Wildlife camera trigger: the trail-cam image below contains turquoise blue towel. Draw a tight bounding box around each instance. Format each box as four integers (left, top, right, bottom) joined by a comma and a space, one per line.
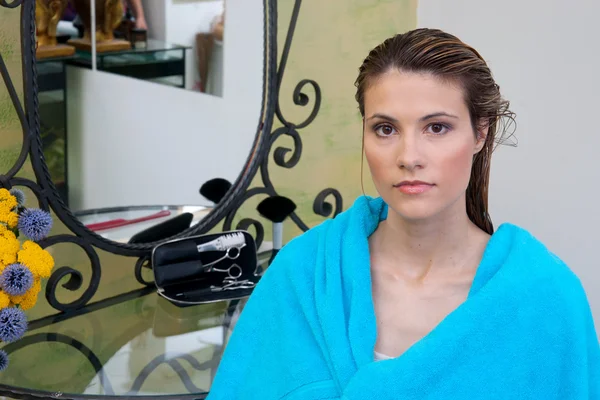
207, 196, 600, 399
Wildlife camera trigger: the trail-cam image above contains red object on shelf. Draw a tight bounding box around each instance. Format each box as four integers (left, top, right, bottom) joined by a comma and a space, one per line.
86, 210, 172, 232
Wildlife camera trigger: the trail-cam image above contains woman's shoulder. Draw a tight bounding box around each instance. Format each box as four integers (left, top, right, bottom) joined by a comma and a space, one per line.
270, 199, 362, 268
263, 197, 372, 287
497, 222, 587, 303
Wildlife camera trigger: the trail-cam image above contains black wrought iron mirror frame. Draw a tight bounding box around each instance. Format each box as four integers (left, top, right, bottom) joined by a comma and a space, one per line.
2, 0, 277, 257
0, 0, 342, 314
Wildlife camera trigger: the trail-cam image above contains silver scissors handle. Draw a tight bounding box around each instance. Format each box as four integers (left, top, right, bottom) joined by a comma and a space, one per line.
202, 243, 246, 273
213, 263, 243, 279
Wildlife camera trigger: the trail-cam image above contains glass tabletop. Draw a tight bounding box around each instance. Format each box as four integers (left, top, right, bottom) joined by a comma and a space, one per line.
37, 54, 80, 65
99, 39, 191, 55
73, 39, 191, 65
0, 291, 249, 398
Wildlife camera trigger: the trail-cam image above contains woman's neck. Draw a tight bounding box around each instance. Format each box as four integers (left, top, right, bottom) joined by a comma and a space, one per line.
371, 203, 487, 282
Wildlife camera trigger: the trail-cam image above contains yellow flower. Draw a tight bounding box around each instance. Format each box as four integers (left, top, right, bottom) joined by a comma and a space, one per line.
0, 224, 19, 271
0, 210, 18, 229
0, 189, 12, 199
18, 291, 38, 310
0, 189, 17, 214
17, 241, 54, 278
11, 277, 41, 308
11, 283, 40, 311
0, 291, 9, 309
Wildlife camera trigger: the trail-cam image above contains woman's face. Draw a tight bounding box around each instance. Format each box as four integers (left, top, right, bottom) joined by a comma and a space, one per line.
363, 69, 486, 222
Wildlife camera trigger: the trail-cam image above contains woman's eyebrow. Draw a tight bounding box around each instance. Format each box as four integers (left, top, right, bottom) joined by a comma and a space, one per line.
366, 112, 459, 122
419, 112, 459, 122
366, 113, 398, 122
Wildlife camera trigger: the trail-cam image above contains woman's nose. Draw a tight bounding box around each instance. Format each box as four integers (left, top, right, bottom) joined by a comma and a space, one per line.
395, 133, 424, 171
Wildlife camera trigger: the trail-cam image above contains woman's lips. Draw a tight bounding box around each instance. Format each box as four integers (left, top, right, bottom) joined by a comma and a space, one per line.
394, 181, 434, 194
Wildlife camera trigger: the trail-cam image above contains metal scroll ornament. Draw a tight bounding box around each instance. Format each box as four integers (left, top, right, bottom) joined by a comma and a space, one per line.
0, 0, 103, 317
222, 0, 343, 237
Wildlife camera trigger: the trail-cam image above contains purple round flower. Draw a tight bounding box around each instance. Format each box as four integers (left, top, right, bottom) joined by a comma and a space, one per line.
0, 349, 7, 372
0, 263, 33, 296
18, 208, 53, 241
0, 307, 28, 343
9, 188, 25, 206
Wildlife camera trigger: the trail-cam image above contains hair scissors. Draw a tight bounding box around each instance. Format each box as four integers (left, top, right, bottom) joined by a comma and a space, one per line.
210, 273, 257, 292
202, 243, 247, 277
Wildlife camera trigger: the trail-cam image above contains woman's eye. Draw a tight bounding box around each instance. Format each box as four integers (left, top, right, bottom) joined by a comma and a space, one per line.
427, 123, 450, 135
375, 124, 396, 137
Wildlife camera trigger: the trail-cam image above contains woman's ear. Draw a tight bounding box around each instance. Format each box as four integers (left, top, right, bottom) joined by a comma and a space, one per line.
474, 119, 489, 154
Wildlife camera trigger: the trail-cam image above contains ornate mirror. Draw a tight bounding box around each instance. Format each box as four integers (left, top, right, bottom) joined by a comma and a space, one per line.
31, 0, 271, 254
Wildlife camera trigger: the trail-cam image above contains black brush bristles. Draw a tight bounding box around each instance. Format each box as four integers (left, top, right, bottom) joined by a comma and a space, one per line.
200, 178, 232, 204
257, 196, 297, 223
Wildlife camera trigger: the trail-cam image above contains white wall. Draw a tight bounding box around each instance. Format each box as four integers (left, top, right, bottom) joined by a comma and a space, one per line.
142, 0, 166, 41
67, 0, 263, 210
142, 0, 223, 41
165, 0, 224, 89
141, 0, 224, 89
418, 0, 600, 325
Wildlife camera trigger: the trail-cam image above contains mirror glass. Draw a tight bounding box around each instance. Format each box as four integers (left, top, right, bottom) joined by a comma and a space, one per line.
35, 0, 263, 243
44, 0, 226, 95
1, 4, 25, 176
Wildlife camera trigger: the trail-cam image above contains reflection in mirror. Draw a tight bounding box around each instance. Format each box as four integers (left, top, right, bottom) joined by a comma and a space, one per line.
55, 0, 226, 95
35, 0, 263, 244
68, 0, 132, 52
74, 205, 210, 244
1, 5, 25, 176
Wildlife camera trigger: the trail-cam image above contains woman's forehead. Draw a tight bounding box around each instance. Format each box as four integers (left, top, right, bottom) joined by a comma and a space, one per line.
363, 70, 468, 119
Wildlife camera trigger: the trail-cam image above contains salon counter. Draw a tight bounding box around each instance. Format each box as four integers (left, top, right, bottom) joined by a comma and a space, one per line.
0, 249, 271, 399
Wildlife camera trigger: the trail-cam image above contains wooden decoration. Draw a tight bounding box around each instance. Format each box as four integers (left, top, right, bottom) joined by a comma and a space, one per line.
68, 0, 131, 53
35, 0, 76, 59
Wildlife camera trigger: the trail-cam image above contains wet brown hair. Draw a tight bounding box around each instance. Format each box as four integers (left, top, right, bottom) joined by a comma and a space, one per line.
355, 28, 516, 234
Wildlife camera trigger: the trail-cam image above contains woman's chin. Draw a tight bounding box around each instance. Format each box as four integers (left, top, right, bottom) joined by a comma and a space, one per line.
386, 200, 442, 222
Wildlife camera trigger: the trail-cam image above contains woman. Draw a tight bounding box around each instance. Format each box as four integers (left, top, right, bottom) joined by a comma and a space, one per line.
206, 28, 600, 399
